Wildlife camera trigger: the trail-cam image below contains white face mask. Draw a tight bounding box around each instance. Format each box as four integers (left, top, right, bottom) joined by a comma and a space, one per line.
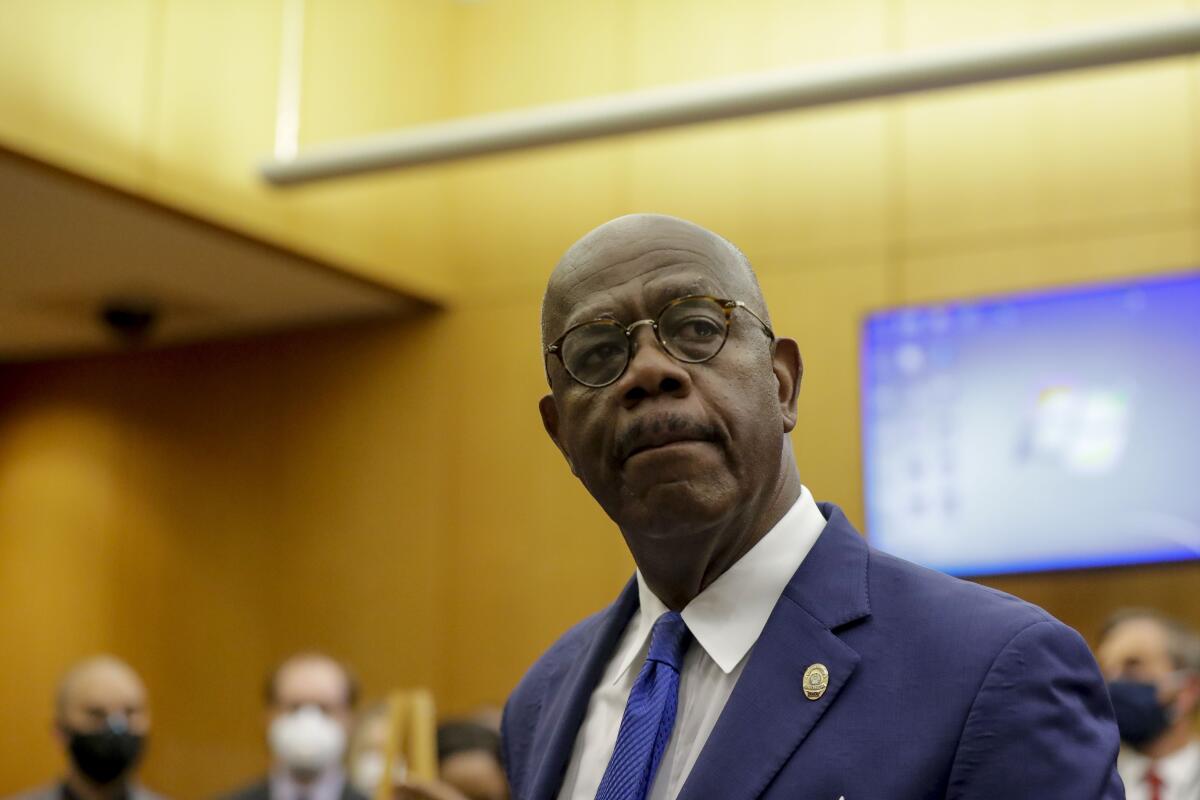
351, 750, 407, 796
269, 706, 347, 773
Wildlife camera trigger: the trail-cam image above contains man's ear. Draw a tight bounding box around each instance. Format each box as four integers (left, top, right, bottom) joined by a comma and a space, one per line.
771, 338, 803, 433
1181, 672, 1200, 716
539, 394, 577, 476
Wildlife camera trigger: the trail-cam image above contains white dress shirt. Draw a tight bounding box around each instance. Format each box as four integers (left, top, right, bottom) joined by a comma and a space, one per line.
556, 485, 828, 800
1118, 740, 1200, 800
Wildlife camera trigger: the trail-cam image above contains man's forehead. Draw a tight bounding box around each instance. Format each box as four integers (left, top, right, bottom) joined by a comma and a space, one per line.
1102, 618, 1170, 657
549, 237, 747, 321
68, 665, 144, 706
277, 658, 345, 697
561, 251, 729, 310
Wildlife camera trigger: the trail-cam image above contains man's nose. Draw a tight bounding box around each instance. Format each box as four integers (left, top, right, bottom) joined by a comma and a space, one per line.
615, 325, 692, 407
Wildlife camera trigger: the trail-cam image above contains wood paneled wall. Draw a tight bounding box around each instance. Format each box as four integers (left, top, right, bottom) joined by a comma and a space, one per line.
3, 1, 1200, 798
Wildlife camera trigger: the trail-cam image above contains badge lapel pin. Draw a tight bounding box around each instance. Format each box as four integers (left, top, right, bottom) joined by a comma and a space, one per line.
803, 662, 829, 700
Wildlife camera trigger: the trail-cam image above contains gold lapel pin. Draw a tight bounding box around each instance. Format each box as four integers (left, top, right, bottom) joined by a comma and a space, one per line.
803, 663, 829, 700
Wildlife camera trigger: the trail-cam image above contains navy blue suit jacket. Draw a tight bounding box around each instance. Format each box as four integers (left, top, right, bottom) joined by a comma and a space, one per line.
502, 503, 1124, 799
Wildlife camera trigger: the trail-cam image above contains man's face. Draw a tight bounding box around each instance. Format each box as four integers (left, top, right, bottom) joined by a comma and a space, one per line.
540, 224, 797, 543
1098, 616, 1200, 734
58, 663, 150, 738
1098, 618, 1177, 685
270, 659, 353, 732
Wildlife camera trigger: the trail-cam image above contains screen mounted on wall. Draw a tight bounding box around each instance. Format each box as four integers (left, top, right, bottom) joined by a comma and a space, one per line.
861, 271, 1200, 576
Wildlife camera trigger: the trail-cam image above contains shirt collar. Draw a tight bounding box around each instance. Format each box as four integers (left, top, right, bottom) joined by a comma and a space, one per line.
615, 485, 827, 681
1119, 739, 1200, 786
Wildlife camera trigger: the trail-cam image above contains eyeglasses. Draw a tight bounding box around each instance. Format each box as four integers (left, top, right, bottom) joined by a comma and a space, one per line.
544, 295, 774, 388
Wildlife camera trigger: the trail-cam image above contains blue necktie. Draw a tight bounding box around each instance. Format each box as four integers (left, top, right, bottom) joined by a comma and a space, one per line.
595, 610, 693, 800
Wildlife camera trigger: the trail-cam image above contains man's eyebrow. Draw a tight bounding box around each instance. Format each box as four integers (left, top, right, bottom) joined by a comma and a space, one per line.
562, 307, 620, 329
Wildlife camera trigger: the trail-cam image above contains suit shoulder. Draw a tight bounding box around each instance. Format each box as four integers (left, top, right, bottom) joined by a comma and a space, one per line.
508, 604, 609, 710
867, 545, 1062, 648
503, 601, 620, 791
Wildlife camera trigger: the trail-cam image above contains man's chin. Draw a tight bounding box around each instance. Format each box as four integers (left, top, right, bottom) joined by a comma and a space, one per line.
612, 478, 736, 536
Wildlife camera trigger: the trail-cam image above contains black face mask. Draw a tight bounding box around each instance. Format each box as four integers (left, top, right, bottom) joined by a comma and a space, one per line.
1107, 679, 1174, 748
64, 724, 145, 785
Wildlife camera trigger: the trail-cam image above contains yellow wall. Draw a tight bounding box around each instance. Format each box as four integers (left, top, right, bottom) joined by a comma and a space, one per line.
0, 0, 455, 301
3, 0, 1200, 797
0, 317, 452, 798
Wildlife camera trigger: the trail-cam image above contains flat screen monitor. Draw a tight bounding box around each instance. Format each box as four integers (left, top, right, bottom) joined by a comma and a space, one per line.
860, 271, 1200, 576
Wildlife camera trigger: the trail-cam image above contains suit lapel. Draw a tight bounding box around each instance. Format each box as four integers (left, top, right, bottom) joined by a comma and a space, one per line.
678, 504, 872, 800
525, 578, 640, 800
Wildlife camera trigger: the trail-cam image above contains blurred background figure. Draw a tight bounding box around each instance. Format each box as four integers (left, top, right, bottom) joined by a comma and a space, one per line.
347, 712, 506, 800
1097, 609, 1200, 799
434, 722, 506, 800
346, 703, 402, 798
3, 655, 164, 800
221, 653, 364, 800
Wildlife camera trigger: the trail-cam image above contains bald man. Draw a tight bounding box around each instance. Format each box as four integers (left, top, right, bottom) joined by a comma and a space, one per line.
220, 653, 366, 800
5, 655, 165, 800
503, 214, 1124, 799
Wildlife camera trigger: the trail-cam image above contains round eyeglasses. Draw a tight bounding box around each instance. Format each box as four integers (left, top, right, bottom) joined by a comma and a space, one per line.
544, 295, 774, 388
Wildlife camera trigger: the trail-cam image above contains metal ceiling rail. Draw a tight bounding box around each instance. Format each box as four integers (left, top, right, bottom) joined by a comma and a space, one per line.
261, 14, 1200, 185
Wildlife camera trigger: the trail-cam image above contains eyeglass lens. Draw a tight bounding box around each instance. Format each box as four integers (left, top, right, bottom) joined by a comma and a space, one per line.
559, 297, 729, 387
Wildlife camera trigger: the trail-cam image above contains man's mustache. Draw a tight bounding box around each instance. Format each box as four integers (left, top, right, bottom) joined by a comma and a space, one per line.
615, 414, 723, 463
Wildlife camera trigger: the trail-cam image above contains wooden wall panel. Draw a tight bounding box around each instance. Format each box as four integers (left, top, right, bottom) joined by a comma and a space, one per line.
3, 2, 1200, 797
0, 318, 450, 799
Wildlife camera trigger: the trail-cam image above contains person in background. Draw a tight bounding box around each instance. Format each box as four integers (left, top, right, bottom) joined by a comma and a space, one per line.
4, 655, 165, 800
221, 652, 365, 800
1098, 608, 1200, 799
347, 703, 396, 799
347, 712, 506, 800
435, 722, 507, 800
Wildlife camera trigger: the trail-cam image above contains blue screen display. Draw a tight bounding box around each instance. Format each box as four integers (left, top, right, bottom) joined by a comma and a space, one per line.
861, 272, 1200, 576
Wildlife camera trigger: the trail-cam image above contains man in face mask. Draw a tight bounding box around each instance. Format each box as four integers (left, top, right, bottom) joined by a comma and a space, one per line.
4, 655, 165, 800
1097, 609, 1200, 800
221, 653, 364, 800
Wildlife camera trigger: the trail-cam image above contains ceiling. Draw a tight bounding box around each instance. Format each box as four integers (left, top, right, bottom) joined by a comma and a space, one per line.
0, 146, 425, 362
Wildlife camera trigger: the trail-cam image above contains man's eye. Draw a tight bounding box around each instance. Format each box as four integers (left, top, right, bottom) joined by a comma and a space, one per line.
674, 317, 722, 340
581, 341, 624, 366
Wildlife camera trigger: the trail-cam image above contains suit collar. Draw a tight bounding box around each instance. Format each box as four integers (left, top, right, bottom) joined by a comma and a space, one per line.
678, 502, 872, 800
783, 502, 872, 630
527, 503, 872, 800
617, 486, 828, 680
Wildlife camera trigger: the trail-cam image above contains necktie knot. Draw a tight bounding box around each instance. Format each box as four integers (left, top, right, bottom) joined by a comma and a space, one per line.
646, 611, 691, 672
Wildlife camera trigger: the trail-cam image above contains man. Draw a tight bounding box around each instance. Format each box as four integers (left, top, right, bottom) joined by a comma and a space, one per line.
222, 653, 365, 800
6, 655, 165, 800
1097, 609, 1200, 799
503, 213, 1123, 799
